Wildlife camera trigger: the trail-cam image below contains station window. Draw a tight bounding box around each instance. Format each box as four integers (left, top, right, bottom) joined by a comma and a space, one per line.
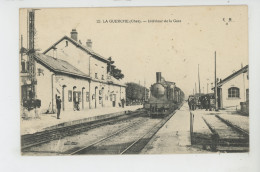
95, 73, 98, 79
21, 85, 31, 101
65, 41, 68, 47
228, 87, 240, 98
101, 75, 104, 80
21, 61, 26, 73
68, 90, 72, 102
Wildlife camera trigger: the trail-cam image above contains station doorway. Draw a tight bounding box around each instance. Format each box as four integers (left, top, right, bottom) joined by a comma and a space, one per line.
73, 91, 81, 111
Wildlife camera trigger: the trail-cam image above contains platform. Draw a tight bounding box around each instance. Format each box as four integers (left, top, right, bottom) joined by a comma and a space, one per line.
21, 105, 142, 135
217, 113, 249, 133
141, 102, 249, 154
141, 102, 207, 154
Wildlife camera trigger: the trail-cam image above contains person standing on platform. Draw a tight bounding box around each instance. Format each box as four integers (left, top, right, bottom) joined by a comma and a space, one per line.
205, 96, 209, 111
56, 96, 62, 119
188, 97, 191, 110
121, 98, 125, 108
192, 98, 196, 111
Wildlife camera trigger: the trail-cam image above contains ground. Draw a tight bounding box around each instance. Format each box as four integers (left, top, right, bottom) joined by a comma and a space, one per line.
141, 102, 249, 154
21, 105, 142, 135
141, 102, 207, 154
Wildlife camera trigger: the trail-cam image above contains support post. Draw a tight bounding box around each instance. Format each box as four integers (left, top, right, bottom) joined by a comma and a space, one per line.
190, 112, 194, 144
198, 64, 201, 96
214, 51, 218, 111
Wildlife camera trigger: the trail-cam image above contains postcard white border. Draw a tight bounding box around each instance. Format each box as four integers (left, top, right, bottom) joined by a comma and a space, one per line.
0, 0, 259, 172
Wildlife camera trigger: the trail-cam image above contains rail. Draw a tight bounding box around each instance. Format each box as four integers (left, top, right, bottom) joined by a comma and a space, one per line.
21, 111, 142, 151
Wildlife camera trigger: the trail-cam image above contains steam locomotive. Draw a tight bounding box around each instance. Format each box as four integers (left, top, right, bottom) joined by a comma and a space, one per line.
144, 72, 184, 117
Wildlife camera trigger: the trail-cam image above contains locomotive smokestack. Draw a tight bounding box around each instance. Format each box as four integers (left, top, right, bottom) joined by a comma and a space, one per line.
156, 72, 161, 83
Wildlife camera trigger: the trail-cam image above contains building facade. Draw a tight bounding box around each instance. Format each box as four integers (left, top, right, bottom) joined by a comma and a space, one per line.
216, 65, 249, 110
20, 29, 126, 115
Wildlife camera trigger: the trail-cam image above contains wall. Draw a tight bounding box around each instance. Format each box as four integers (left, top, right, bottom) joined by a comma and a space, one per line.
90, 54, 107, 81
35, 62, 92, 113
45, 38, 108, 80
44, 37, 126, 110
89, 80, 106, 109
88, 81, 126, 109
221, 72, 249, 110
35, 62, 54, 114
45, 39, 91, 76
54, 74, 90, 112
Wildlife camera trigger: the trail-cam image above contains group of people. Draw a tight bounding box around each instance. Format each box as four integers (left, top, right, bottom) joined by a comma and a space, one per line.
56, 96, 126, 119
188, 95, 215, 111
188, 96, 196, 111
118, 99, 126, 108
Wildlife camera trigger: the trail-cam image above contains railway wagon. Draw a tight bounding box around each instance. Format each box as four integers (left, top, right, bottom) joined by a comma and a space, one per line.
144, 72, 184, 117
174, 86, 185, 103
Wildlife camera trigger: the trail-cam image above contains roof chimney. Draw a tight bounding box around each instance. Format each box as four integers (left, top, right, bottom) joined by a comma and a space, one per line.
86, 39, 92, 48
70, 29, 78, 42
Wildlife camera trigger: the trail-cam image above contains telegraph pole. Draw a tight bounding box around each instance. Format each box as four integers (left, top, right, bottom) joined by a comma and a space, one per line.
198, 64, 201, 96
28, 10, 36, 99
28, 9, 39, 117
195, 82, 197, 95
20, 35, 24, 73
214, 51, 218, 111
144, 79, 146, 101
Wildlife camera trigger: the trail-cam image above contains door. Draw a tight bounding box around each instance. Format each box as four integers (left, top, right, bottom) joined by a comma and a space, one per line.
113, 94, 116, 107
73, 91, 81, 110
95, 87, 98, 108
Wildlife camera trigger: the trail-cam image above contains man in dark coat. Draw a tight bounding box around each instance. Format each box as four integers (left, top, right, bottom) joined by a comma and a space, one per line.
188, 97, 191, 110
121, 98, 125, 108
191, 98, 195, 111
56, 96, 62, 119
205, 96, 209, 111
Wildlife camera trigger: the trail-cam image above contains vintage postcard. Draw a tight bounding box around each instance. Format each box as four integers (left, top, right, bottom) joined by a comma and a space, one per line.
19, 6, 248, 155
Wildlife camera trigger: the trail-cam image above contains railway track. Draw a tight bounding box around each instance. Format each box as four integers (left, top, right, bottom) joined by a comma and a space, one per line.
21, 110, 143, 151
202, 115, 249, 152
71, 109, 177, 155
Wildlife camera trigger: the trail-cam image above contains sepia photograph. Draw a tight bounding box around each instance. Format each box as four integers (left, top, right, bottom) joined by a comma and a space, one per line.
19, 6, 250, 156
1, 0, 260, 170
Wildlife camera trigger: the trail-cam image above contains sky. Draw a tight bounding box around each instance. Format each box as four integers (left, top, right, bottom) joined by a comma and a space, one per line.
19, 6, 248, 97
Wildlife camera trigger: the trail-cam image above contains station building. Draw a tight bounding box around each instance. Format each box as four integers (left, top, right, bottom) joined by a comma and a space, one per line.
20, 29, 126, 114
216, 65, 249, 111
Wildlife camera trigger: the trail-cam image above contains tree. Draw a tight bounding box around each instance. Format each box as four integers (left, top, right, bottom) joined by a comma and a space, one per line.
126, 82, 149, 104
107, 57, 124, 80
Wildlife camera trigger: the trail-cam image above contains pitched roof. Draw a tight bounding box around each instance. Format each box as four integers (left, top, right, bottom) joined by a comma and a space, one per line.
34, 52, 90, 79
107, 76, 126, 87
43, 36, 109, 63
216, 65, 248, 87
